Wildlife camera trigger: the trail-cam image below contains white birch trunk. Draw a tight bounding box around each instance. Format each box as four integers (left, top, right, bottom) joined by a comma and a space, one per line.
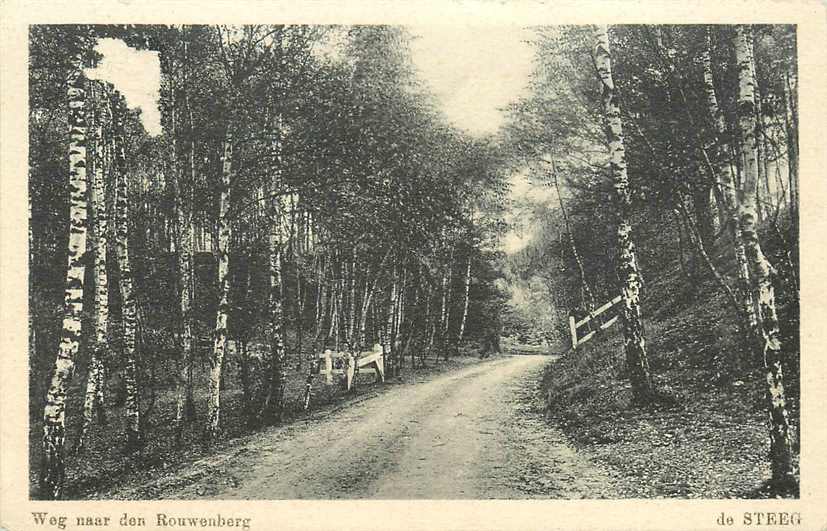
78, 81, 109, 451
734, 25, 796, 484
111, 92, 142, 450
41, 46, 89, 498
167, 63, 195, 439
457, 254, 471, 343
594, 24, 654, 402
702, 28, 758, 335
207, 125, 233, 438
262, 193, 287, 422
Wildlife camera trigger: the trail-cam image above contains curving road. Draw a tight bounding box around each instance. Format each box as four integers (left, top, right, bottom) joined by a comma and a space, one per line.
126, 354, 622, 499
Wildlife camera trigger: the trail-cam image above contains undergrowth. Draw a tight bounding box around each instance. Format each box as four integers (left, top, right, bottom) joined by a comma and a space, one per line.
542, 217, 800, 499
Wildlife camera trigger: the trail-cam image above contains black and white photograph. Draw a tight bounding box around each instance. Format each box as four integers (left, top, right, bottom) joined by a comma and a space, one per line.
4, 2, 826, 527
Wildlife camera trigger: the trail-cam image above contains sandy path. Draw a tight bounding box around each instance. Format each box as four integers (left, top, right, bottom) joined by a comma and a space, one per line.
137, 354, 622, 499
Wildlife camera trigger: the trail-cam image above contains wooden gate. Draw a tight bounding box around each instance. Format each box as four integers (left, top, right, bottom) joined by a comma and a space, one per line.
319, 343, 385, 390
568, 294, 622, 350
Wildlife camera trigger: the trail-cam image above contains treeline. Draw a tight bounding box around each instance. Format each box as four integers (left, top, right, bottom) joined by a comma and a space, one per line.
503, 25, 798, 488
30, 25, 506, 499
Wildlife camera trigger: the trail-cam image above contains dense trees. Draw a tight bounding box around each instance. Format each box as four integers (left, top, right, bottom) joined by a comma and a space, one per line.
503, 24, 799, 489
29, 22, 800, 499
29, 24, 506, 499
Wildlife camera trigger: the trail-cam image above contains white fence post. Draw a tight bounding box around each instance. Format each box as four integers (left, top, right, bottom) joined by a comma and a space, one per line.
346, 353, 355, 391
569, 315, 578, 350
373, 343, 385, 383
324, 349, 333, 384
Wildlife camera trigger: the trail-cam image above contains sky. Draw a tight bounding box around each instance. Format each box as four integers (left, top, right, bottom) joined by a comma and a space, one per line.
408, 25, 535, 136
502, 170, 554, 254
85, 26, 535, 139
85, 38, 162, 136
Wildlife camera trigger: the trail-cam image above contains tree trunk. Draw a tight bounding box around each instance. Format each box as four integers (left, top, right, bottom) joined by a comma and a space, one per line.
110, 92, 142, 450
290, 194, 304, 371
700, 36, 732, 232
359, 276, 371, 349
348, 249, 357, 350
207, 125, 233, 439
295, 264, 304, 370
184, 54, 196, 420
236, 259, 253, 423
783, 72, 798, 223
407, 271, 422, 369
457, 254, 471, 344
689, 182, 716, 283
168, 65, 195, 442
260, 194, 287, 423
330, 255, 343, 352
702, 27, 759, 338
438, 269, 449, 359
29, 196, 38, 392
734, 25, 796, 485
425, 286, 436, 364
391, 264, 406, 377
594, 24, 654, 403
40, 48, 90, 499
328, 275, 339, 350
673, 209, 691, 282
383, 262, 398, 377
440, 247, 453, 360
677, 202, 741, 317
551, 160, 595, 311
238, 339, 252, 422
304, 256, 328, 410
78, 81, 109, 452
692, 182, 716, 251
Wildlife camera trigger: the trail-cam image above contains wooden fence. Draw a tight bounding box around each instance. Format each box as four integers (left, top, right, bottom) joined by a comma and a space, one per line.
319, 343, 385, 391
568, 294, 622, 350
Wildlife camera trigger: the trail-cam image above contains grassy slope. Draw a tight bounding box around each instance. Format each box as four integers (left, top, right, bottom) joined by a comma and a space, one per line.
542, 223, 800, 499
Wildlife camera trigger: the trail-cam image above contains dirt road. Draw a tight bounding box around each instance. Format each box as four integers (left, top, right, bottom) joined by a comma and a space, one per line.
128, 354, 623, 499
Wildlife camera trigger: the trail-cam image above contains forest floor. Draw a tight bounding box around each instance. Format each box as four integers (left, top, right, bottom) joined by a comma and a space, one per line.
540, 238, 801, 499
100, 352, 630, 499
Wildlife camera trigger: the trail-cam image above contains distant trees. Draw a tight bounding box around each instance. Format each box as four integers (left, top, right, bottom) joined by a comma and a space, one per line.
30, 24, 507, 499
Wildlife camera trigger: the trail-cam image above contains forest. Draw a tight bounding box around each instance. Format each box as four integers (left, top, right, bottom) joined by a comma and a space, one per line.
28, 23, 799, 500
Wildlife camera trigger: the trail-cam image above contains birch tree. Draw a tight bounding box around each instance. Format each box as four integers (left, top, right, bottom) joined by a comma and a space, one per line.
40, 34, 90, 499
457, 253, 472, 343
594, 24, 654, 402
733, 24, 796, 485
159, 33, 198, 440
259, 193, 287, 423
77, 80, 110, 452
701, 28, 758, 336
112, 91, 142, 450
207, 124, 234, 439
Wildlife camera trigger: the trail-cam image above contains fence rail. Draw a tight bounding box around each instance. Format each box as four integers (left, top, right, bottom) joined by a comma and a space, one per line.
568, 294, 622, 350
319, 343, 385, 390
